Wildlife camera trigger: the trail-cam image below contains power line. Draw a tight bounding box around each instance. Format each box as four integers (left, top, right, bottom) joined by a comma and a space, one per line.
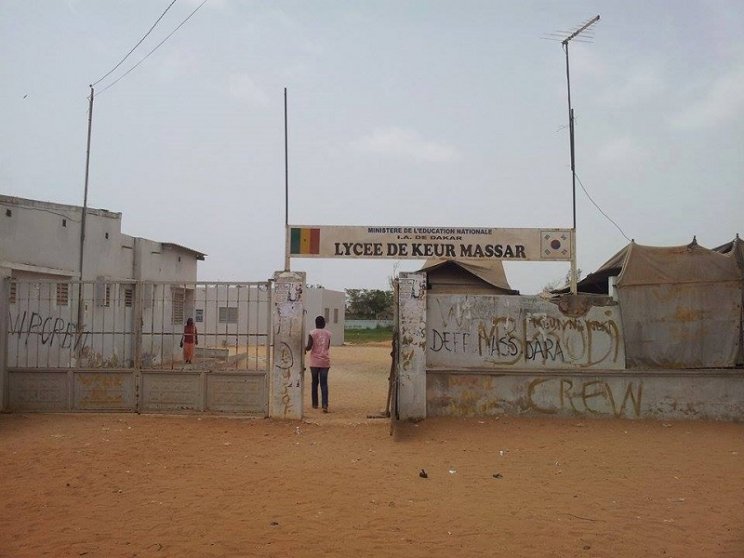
98, 0, 208, 95
92, 0, 179, 87
575, 173, 631, 242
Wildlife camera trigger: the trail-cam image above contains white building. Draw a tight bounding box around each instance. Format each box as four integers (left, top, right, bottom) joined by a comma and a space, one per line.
0, 195, 204, 283
304, 287, 345, 346
1, 195, 206, 368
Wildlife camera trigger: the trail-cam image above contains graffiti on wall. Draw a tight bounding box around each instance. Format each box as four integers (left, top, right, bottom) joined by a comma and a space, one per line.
427, 295, 624, 370
527, 378, 642, 417
271, 274, 305, 419
8, 310, 89, 350
429, 374, 644, 418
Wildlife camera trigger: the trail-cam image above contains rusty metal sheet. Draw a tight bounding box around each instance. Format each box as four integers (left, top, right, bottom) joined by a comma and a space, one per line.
619, 283, 740, 368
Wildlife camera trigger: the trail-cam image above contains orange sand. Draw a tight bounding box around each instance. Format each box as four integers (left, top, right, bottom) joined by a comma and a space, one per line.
1, 343, 743, 557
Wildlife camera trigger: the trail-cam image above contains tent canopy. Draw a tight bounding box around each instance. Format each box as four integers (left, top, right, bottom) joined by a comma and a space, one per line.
617, 239, 741, 287
419, 259, 518, 294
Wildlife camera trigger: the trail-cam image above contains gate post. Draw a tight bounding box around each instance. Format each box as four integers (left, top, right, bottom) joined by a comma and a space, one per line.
0, 274, 9, 411
397, 272, 427, 420
270, 271, 305, 419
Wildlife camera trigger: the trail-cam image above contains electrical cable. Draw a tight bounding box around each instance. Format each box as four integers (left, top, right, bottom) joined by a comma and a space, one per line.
97, 0, 208, 95
92, 0, 179, 87
575, 173, 631, 241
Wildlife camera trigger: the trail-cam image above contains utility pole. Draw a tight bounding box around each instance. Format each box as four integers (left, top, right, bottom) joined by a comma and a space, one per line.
284, 87, 290, 271
77, 85, 94, 352
560, 15, 599, 295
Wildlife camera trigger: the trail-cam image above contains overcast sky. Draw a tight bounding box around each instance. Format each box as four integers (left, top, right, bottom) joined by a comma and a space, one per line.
2, 1, 742, 293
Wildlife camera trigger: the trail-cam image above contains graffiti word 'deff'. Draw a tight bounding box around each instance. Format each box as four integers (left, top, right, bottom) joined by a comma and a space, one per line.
528, 378, 643, 418
430, 330, 471, 353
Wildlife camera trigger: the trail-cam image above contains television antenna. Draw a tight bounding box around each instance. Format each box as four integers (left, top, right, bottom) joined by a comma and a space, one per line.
549, 15, 600, 294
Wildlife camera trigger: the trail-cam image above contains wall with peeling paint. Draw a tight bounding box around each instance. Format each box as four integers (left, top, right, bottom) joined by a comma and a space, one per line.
270, 271, 305, 420
427, 294, 625, 370
427, 370, 744, 421
397, 272, 427, 420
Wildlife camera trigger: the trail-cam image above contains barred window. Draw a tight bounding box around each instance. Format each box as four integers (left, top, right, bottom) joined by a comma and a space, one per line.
9, 280, 16, 304
218, 306, 238, 324
124, 287, 133, 308
172, 289, 185, 325
56, 283, 69, 306
195, 308, 204, 323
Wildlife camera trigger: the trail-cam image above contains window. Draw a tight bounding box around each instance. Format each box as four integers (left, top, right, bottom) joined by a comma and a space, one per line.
9, 280, 16, 304
218, 306, 238, 323
324, 308, 330, 322
95, 280, 111, 307
333, 308, 339, 324
172, 289, 185, 324
56, 283, 69, 306
195, 308, 204, 323
62, 218, 67, 227
123, 287, 133, 307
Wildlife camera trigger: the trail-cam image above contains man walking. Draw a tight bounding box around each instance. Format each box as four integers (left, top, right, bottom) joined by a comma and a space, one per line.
305, 315, 332, 412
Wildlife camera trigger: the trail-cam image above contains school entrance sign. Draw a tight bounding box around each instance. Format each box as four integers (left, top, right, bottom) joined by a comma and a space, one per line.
288, 226, 573, 261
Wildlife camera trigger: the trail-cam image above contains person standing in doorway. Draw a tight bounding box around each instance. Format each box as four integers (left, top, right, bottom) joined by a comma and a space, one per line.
180, 317, 198, 364
306, 315, 332, 412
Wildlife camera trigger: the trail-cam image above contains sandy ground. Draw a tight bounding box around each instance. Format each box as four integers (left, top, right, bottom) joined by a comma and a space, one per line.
2, 343, 744, 557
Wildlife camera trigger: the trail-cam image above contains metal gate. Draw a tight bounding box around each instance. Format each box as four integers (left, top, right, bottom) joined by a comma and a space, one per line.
2, 279, 272, 414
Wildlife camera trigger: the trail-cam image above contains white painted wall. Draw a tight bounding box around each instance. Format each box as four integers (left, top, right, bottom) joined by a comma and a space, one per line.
304, 287, 345, 346
0, 195, 202, 283
193, 284, 271, 348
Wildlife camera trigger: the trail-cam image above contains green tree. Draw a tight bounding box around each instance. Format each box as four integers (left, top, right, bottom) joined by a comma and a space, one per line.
345, 289, 394, 319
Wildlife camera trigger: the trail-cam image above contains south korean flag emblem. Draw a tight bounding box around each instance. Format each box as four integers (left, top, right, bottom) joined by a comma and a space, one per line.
541, 230, 572, 260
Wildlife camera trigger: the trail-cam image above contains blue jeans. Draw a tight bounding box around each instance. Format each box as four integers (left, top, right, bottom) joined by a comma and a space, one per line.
310, 367, 329, 409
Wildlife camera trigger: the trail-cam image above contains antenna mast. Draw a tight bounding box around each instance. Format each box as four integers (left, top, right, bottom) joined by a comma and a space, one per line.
560, 15, 599, 295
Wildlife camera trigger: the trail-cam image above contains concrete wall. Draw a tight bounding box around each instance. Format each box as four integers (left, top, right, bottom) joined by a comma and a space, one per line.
427, 294, 625, 370
304, 287, 345, 346
427, 370, 744, 421
390, 284, 744, 422
6, 368, 267, 414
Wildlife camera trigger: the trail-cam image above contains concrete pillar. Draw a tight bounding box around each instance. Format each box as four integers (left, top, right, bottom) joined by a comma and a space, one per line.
397, 272, 427, 420
270, 271, 305, 419
0, 272, 10, 411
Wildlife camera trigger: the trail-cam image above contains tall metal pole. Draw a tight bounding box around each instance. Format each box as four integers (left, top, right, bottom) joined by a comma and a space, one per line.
77, 85, 94, 345
564, 43, 578, 295
561, 15, 599, 295
283, 87, 290, 271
